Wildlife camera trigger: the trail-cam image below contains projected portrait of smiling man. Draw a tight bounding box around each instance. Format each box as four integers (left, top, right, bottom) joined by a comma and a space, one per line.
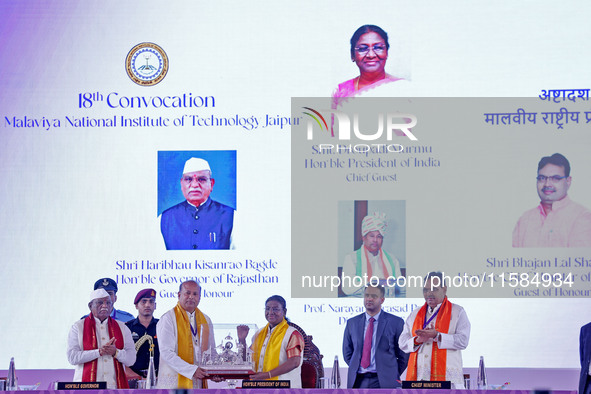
160, 156, 235, 250
341, 211, 403, 296
513, 153, 591, 247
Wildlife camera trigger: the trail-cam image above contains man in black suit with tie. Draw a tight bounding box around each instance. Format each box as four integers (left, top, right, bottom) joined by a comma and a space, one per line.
580, 322, 591, 394
342, 284, 408, 388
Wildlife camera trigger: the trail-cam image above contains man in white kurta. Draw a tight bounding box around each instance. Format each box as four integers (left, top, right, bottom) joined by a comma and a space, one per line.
342, 212, 402, 296
156, 280, 215, 389
67, 289, 136, 389
399, 272, 470, 388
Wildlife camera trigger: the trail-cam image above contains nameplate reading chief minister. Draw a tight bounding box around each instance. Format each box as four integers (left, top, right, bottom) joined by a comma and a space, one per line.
161, 157, 234, 250
67, 289, 136, 389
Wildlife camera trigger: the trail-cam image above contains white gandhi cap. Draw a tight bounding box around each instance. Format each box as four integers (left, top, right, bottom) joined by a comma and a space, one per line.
89, 288, 110, 302
183, 158, 211, 174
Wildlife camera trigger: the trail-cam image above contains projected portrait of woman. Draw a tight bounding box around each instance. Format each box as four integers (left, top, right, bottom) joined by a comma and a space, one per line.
332, 24, 403, 107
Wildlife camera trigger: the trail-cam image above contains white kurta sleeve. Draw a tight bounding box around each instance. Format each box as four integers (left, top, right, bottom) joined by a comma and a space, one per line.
66, 322, 100, 365
115, 322, 137, 366
398, 311, 420, 353
438, 307, 470, 350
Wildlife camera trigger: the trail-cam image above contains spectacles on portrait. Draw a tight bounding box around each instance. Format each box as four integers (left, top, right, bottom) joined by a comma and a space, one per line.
536, 175, 567, 183
355, 44, 387, 56
182, 175, 211, 185
264, 307, 283, 313
95, 300, 113, 306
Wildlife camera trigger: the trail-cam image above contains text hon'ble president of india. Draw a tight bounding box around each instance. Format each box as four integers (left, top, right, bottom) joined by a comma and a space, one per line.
513, 153, 591, 247
160, 157, 235, 250
342, 212, 402, 296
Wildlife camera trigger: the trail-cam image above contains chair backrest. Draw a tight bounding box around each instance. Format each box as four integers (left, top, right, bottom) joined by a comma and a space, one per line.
288, 321, 324, 388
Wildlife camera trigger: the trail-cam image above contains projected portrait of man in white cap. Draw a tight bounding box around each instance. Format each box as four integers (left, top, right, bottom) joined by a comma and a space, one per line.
160, 156, 235, 250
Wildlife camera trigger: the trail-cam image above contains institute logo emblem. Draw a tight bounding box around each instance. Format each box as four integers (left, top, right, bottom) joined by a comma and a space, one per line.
126, 42, 168, 86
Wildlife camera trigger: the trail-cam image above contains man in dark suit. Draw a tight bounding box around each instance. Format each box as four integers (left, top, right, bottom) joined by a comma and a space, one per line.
580, 322, 591, 394
342, 284, 408, 388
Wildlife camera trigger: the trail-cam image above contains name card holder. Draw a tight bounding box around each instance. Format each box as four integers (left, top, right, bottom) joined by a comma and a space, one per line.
56, 382, 107, 390
242, 380, 291, 388
402, 380, 451, 389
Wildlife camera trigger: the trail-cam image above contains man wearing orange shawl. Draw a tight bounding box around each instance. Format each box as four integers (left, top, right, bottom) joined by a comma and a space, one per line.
67, 289, 136, 389
399, 272, 470, 388
157, 280, 215, 389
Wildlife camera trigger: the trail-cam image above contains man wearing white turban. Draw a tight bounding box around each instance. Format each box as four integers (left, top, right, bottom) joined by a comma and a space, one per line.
67, 289, 136, 388
341, 212, 402, 296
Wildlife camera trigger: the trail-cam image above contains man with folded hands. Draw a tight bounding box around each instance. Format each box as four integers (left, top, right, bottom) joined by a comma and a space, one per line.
67, 289, 136, 388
